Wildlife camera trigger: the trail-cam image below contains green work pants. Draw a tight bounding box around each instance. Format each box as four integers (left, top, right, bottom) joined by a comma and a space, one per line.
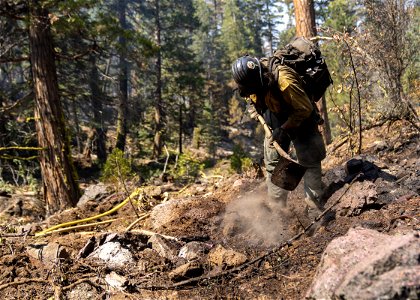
264, 129, 326, 204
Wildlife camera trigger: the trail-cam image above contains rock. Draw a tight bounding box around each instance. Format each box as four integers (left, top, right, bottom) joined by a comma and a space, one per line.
26, 242, 70, 268
148, 234, 183, 261
233, 179, 243, 187
207, 245, 247, 268
169, 261, 204, 282
306, 228, 420, 300
88, 241, 134, 269
66, 282, 99, 300
334, 181, 379, 216
77, 183, 110, 207
345, 158, 364, 175
137, 248, 167, 273
372, 140, 388, 152
178, 241, 211, 261
144, 186, 162, 198
105, 271, 128, 290
77, 236, 96, 259
17, 223, 42, 235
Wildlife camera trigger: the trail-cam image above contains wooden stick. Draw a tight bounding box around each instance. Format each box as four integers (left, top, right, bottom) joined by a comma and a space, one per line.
0, 278, 50, 291
130, 229, 179, 241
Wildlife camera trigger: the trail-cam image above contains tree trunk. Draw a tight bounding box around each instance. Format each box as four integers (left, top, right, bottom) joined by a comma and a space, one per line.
293, 0, 316, 37
115, 0, 129, 151
293, 0, 332, 144
153, 0, 164, 159
29, 0, 80, 214
89, 54, 107, 163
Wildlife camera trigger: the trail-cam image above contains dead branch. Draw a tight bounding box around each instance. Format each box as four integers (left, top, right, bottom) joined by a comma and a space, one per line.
0, 92, 34, 113
0, 278, 50, 291
161, 144, 170, 176
0, 146, 43, 152
61, 278, 103, 292
0, 231, 33, 238
130, 229, 179, 241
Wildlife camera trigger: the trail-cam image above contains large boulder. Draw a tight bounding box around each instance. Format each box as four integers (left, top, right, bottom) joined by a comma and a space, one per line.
306, 228, 419, 299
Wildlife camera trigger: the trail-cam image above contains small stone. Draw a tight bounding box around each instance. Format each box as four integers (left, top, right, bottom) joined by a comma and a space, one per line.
233, 179, 243, 187
88, 242, 134, 269
148, 234, 182, 261
105, 271, 127, 290
207, 245, 247, 268
178, 241, 209, 261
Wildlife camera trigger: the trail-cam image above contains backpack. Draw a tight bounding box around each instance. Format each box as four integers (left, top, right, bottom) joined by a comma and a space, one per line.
268, 37, 333, 102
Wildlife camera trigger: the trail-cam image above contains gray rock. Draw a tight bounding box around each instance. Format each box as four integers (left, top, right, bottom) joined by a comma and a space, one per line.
178, 241, 210, 261
77, 183, 110, 207
148, 234, 182, 261
334, 181, 379, 216
306, 228, 420, 300
88, 241, 134, 269
105, 271, 128, 290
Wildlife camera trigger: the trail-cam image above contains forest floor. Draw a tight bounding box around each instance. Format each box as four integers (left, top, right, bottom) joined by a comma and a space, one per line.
0, 119, 419, 299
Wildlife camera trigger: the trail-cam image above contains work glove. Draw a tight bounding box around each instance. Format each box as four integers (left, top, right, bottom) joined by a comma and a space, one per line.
268, 127, 290, 145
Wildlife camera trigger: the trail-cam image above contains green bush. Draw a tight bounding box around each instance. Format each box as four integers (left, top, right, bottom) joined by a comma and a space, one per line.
101, 148, 133, 186
230, 144, 248, 173
172, 151, 204, 182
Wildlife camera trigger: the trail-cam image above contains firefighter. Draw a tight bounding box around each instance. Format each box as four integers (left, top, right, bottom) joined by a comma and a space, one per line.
232, 55, 326, 220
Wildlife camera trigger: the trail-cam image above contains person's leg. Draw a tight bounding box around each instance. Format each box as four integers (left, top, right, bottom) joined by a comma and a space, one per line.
264, 136, 289, 208
294, 131, 326, 219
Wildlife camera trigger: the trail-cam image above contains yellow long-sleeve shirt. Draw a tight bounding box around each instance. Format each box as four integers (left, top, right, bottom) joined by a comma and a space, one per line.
265, 65, 313, 129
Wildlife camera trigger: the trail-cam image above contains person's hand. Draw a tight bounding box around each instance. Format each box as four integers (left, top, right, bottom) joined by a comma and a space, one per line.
268, 127, 289, 144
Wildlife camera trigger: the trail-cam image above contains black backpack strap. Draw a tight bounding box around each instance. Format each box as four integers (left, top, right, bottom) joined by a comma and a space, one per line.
269, 56, 283, 81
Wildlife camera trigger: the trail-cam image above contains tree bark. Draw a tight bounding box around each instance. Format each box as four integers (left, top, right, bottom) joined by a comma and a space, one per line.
153, 0, 164, 158
293, 0, 316, 38
115, 0, 129, 151
293, 0, 332, 144
29, 0, 80, 214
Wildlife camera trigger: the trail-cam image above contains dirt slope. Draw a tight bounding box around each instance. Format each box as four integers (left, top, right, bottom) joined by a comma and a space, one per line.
0, 120, 418, 299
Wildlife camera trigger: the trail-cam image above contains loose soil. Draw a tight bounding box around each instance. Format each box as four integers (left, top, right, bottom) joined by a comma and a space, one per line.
0, 120, 418, 299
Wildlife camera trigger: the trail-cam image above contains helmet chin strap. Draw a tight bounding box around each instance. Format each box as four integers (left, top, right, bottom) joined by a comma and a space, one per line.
255, 57, 264, 88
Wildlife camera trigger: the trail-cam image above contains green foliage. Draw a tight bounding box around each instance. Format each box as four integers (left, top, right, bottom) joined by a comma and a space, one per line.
101, 148, 133, 185
171, 151, 204, 182
230, 143, 251, 173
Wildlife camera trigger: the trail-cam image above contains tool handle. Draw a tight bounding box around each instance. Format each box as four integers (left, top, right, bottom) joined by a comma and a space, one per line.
247, 101, 297, 163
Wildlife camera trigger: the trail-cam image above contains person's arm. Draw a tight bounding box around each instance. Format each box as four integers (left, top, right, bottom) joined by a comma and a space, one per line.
278, 66, 313, 130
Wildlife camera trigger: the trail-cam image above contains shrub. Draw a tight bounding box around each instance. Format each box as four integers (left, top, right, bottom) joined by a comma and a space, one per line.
172, 151, 204, 182
101, 148, 133, 186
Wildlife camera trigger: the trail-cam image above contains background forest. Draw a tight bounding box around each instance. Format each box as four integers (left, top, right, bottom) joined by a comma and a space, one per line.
0, 0, 419, 214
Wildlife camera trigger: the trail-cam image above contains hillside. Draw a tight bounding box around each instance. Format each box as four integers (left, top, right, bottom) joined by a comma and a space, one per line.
0, 119, 418, 299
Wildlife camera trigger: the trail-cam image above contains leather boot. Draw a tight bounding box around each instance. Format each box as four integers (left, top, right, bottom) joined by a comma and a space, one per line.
304, 197, 323, 221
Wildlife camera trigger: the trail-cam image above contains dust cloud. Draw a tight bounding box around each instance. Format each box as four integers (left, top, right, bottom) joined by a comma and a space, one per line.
221, 188, 292, 247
